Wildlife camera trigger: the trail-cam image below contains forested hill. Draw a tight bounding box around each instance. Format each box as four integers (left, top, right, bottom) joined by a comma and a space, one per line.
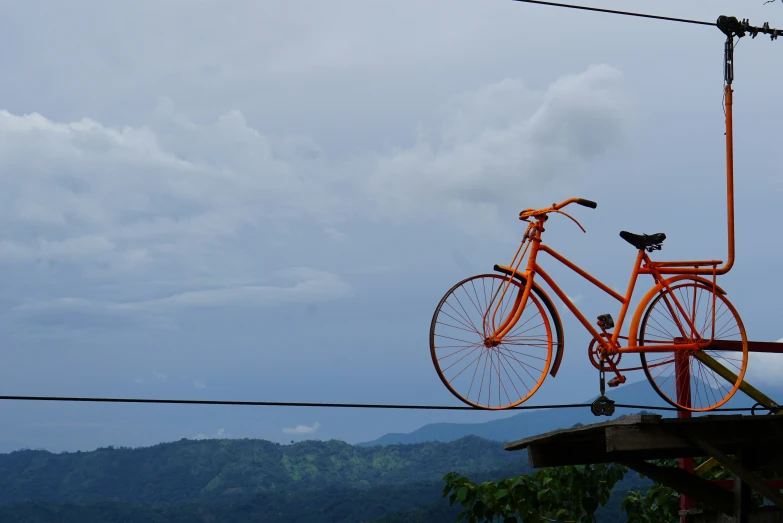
0, 435, 525, 507
0, 430, 655, 522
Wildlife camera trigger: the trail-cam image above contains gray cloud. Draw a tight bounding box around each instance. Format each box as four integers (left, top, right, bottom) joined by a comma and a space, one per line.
0, 106, 341, 273
366, 65, 632, 235
283, 422, 321, 435
744, 340, 783, 386
4, 267, 351, 332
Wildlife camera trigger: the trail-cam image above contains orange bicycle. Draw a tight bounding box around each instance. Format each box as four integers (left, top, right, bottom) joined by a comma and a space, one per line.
429, 15, 769, 415
429, 197, 748, 413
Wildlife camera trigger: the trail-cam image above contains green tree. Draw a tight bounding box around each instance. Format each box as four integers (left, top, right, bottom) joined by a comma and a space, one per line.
447, 458, 782, 523
442, 463, 627, 522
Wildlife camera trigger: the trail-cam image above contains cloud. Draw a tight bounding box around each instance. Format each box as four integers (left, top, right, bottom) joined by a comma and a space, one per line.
193, 380, 206, 389
23, 421, 106, 430
4, 267, 352, 330
2, 297, 174, 333
0, 64, 627, 339
744, 339, 783, 386
193, 428, 229, 440
134, 377, 144, 385
366, 65, 632, 233
324, 227, 349, 242
152, 368, 166, 380
0, 105, 342, 274
122, 268, 352, 310
282, 422, 321, 435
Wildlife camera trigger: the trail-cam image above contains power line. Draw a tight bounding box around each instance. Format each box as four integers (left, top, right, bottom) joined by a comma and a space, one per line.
507, 0, 714, 27
0, 395, 764, 413
0, 395, 587, 410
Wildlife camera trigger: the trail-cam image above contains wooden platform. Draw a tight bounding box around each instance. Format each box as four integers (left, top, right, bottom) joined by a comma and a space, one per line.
504, 414, 783, 521
505, 414, 783, 469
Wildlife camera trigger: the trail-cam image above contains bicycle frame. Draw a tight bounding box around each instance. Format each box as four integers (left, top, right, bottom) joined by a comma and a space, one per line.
489, 218, 723, 357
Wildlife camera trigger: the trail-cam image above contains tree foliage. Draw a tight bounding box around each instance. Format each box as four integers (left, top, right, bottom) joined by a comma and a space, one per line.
0, 435, 525, 507
446, 456, 783, 523
442, 463, 627, 522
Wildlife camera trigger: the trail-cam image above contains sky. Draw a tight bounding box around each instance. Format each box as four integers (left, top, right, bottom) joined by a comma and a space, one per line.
0, 0, 782, 453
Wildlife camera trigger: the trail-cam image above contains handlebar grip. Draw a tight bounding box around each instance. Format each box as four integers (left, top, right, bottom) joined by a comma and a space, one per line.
576, 198, 597, 209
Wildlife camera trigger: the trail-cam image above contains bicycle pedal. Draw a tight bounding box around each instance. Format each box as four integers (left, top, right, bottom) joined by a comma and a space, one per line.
607, 376, 626, 388
596, 314, 614, 329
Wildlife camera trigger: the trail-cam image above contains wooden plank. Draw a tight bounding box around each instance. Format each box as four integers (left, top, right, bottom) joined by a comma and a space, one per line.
621, 460, 733, 515
503, 414, 661, 451
608, 418, 783, 454
507, 415, 783, 475
607, 425, 692, 453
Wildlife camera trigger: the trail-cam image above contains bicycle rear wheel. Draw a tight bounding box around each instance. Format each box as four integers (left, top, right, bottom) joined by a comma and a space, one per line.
639, 281, 748, 412
430, 274, 553, 409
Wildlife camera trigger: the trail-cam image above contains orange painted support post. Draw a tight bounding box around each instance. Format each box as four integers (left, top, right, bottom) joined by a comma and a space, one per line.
675, 352, 695, 521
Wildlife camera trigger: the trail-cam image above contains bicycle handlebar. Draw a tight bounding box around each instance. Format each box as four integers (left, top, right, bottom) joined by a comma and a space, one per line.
519, 197, 597, 220
576, 198, 597, 209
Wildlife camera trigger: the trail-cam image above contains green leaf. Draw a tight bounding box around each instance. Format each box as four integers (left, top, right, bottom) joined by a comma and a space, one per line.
457, 486, 468, 502
495, 488, 508, 500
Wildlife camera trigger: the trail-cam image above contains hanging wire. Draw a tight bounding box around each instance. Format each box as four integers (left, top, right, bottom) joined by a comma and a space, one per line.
506, 0, 713, 27
0, 394, 765, 413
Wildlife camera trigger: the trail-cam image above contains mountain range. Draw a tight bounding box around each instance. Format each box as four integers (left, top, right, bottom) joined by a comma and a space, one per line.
360, 378, 781, 446
0, 378, 777, 522
0, 430, 646, 523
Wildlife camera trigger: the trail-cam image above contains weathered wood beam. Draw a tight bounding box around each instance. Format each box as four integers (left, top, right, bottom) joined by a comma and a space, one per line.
691, 351, 781, 477
690, 437, 783, 509
621, 460, 734, 515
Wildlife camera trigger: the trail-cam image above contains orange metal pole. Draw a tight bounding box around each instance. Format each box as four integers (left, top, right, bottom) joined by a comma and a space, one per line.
720, 83, 735, 275
644, 84, 735, 277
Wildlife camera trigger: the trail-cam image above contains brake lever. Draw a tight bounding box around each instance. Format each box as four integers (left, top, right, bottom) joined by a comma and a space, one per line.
519, 209, 535, 222
554, 209, 586, 233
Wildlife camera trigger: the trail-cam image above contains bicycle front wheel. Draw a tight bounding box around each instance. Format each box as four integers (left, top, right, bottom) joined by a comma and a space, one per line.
639, 281, 748, 412
430, 274, 553, 410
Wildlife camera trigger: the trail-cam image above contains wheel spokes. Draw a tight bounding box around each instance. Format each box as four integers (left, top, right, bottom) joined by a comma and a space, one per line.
640, 282, 748, 412
431, 274, 554, 409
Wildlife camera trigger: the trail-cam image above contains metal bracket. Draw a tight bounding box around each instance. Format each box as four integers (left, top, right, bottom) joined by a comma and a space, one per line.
591, 395, 616, 417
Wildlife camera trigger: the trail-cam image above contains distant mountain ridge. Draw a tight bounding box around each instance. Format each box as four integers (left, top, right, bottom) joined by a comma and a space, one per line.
0, 434, 530, 523
358, 379, 782, 446
0, 435, 524, 508
0, 429, 650, 523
